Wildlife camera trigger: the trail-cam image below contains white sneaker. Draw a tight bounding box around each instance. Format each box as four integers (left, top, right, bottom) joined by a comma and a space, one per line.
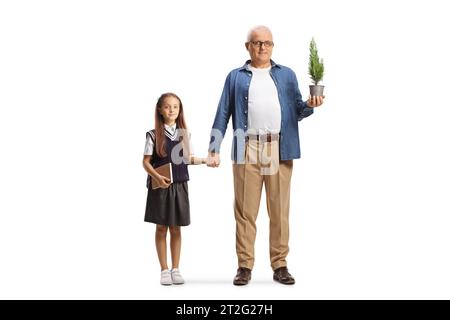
160, 269, 172, 285
171, 268, 185, 285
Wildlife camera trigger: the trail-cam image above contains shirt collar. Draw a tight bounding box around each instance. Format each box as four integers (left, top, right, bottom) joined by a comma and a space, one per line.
164, 123, 177, 133
239, 59, 280, 71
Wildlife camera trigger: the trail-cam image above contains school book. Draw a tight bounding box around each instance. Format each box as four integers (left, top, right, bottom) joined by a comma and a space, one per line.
152, 162, 173, 190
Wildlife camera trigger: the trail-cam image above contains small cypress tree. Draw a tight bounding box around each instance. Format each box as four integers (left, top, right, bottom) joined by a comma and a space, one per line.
309, 38, 324, 85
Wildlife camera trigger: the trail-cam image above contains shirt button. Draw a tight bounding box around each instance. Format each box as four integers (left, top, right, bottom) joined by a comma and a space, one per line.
245, 97, 248, 100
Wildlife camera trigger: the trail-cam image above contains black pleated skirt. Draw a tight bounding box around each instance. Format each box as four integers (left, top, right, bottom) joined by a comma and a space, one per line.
144, 182, 190, 226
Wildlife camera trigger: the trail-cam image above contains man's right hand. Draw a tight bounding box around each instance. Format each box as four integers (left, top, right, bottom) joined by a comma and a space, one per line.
207, 152, 221, 168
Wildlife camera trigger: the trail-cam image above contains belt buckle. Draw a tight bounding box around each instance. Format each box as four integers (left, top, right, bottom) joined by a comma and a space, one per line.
261, 134, 274, 143
246, 133, 277, 142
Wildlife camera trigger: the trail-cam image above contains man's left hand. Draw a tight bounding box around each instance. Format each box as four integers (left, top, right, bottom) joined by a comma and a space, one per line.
306, 95, 325, 107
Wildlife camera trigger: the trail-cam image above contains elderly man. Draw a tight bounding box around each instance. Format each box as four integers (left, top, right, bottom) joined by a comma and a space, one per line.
207, 26, 324, 285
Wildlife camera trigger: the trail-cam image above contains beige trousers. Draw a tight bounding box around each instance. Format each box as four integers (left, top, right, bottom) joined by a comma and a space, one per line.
232, 139, 293, 270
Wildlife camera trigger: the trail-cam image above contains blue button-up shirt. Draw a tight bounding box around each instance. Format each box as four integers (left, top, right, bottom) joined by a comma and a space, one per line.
209, 60, 314, 162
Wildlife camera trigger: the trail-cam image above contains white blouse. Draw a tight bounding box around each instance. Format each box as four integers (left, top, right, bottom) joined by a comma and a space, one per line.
143, 124, 193, 156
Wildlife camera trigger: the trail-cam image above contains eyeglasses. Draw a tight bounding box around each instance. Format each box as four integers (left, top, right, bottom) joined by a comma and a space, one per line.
249, 41, 274, 48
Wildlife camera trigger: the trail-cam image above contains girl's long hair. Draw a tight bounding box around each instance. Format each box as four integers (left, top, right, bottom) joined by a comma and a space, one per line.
154, 92, 188, 158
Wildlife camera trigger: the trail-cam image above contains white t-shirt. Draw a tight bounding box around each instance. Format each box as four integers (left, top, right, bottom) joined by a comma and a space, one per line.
247, 65, 282, 135
143, 123, 193, 156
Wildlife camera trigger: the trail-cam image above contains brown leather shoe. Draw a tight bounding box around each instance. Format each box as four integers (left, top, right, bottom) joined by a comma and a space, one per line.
233, 267, 252, 286
273, 266, 295, 285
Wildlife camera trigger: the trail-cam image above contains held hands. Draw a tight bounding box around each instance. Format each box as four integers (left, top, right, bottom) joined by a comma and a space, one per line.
207, 152, 220, 168
306, 95, 325, 107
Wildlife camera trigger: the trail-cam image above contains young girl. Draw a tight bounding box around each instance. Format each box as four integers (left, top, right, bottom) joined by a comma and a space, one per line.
143, 92, 206, 285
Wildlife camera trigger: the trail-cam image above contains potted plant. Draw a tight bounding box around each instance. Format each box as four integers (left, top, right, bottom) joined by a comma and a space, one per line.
308, 37, 325, 96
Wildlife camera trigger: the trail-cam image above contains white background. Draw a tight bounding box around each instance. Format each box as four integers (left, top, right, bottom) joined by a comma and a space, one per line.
1, 0, 450, 299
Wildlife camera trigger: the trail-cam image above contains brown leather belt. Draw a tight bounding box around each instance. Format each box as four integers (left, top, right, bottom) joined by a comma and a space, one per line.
246, 133, 280, 142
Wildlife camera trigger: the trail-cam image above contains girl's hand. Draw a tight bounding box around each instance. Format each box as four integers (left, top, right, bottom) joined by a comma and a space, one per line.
190, 156, 208, 165
156, 174, 171, 188
207, 152, 220, 168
